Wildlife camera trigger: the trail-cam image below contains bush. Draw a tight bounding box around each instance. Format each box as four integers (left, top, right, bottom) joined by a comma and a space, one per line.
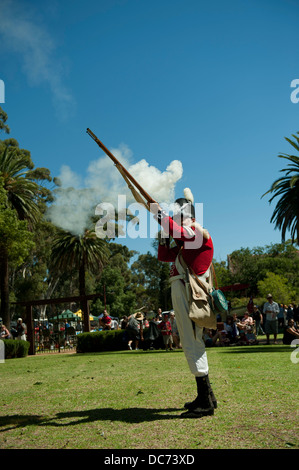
2, 339, 30, 359
76, 329, 127, 353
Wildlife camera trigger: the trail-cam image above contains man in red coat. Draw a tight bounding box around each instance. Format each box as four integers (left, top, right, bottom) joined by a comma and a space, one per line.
151, 188, 217, 418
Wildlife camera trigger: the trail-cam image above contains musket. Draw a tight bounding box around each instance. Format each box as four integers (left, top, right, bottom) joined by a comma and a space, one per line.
86, 128, 157, 210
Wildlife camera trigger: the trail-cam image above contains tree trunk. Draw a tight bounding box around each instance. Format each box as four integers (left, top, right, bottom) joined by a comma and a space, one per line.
0, 249, 10, 329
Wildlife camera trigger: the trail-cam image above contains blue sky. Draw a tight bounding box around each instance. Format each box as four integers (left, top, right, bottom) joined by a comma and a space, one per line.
1, 0, 299, 261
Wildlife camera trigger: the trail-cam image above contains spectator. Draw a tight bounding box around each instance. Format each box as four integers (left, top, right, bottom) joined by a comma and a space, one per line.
283, 319, 299, 345
153, 314, 161, 324
283, 304, 288, 326
203, 328, 224, 347
293, 304, 299, 324
263, 294, 280, 345
16, 318, 26, 341
252, 305, 265, 336
157, 308, 163, 322
143, 314, 149, 329
0, 324, 11, 339
223, 316, 238, 343
127, 311, 144, 350
158, 312, 173, 351
169, 311, 181, 348
146, 317, 162, 350
278, 304, 285, 329
236, 311, 254, 333
99, 310, 112, 330
247, 296, 254, 314
76, 320, 82, 333
236, 328, 258, 346
110, 318, 119, 330
120, 316, 128, 329
287, 304, 295, 322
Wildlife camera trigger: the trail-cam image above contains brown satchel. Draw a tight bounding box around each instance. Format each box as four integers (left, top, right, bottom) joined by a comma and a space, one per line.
178, 250, 217, 329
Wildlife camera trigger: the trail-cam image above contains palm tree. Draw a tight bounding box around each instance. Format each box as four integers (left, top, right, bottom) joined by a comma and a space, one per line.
263, 132, 299, 244
50, 229, 110, 331
0, 144, 42, 225
0, 141, 50, 326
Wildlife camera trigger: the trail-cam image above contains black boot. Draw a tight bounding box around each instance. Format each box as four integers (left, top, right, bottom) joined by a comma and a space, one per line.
184, 374, 217, 410
181, 376, 214, 418
206, 375, 217, 409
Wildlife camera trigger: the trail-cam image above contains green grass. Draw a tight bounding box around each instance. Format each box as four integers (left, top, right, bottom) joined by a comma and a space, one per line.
0, 338, 298, 449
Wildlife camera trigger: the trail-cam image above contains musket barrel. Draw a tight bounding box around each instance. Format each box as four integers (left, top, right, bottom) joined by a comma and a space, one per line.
86, 128, 157, 205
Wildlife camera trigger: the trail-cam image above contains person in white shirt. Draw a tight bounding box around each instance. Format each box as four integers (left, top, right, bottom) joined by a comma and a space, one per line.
263, 294, 280, 344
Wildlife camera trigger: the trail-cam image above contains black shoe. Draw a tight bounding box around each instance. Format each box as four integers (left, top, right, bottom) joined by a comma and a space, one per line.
181, 406, 214, 418
182, 375, 215, 418
206, 375, 218, 409
184, 375, 217, 410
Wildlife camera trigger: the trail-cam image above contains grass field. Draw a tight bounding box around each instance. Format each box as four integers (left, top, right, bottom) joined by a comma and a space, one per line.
0, 338, 298, 450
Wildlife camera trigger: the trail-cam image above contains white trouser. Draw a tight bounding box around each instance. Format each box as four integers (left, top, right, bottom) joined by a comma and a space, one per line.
171, 278, 209, 377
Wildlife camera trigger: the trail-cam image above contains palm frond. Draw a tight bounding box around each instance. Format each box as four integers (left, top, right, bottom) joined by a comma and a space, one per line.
263, 133, 299, 243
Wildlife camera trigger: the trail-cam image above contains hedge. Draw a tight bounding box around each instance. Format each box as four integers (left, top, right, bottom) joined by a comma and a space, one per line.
76, 328, 165, 353
1, 339, 30, 359
76, 329, 127, 353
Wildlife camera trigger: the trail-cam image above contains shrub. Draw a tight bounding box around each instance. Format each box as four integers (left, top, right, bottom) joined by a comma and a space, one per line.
2, 339, 30, 359
76, 329, 130, 353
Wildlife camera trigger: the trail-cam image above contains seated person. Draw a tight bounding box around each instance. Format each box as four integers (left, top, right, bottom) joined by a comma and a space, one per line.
203, 328, 226, 347
283, 319, 299, 345
236, 311, 254, 333
223, 316, 238, 343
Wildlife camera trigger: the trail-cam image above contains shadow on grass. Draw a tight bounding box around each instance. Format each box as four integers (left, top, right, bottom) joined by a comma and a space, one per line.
0, 407, 182, 431
220, 345, 292, 354
74, 349, 184, 357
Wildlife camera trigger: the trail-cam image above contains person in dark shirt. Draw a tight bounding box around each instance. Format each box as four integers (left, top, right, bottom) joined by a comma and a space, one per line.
283, 319, 299, 345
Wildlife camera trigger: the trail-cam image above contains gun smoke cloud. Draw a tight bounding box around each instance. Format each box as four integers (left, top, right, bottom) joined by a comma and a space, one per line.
46, 144, 183, 236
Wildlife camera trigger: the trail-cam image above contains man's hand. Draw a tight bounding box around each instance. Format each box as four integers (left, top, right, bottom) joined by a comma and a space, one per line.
149, 202, 162, 216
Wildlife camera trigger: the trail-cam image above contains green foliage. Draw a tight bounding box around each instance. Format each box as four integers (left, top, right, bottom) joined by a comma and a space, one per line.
257, 272, 297, 304
76, 329, 126, 353
2, 339, 30, 358
0, 107, 10, 134
213, 260, 233, 287
0, 178, 35, 265
131, 249, 171, 311
262, 131, 299, 243
12, 220, 59, 303
50, 229, 110, 275
0, 117, 55, 326
228, 241, 299, 296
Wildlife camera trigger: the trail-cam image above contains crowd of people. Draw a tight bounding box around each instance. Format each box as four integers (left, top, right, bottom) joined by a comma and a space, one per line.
0, 318, 27, 341
1, 295, 298, 351
201, 294, 299, 348
115, 308, 182, 351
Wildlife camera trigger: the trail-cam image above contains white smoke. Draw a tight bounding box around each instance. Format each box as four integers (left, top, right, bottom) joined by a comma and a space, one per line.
46, 144, 183, 236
